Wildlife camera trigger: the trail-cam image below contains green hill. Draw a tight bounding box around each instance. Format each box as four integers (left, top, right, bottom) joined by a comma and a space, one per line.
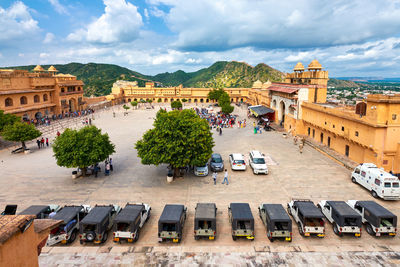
154, 61, 285, 88
3, 61, 285, 96
328, 78, 361, 88
3, 63, 152, 96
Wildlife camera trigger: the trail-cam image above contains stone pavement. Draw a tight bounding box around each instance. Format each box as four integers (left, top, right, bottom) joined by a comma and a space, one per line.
0, 104, 399, 266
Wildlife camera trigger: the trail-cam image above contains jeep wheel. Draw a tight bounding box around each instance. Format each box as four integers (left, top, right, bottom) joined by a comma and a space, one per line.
194, 236, 200, 241
298, 223, 304, 236
371, 191, 378, 198
86, 231, 95, 242
333, 224, 342, 236
177, 238, 181, 243
366, 224, 374, 236
134, 231, 139, 242
351, 177, 357, 183
101, 232, 108, 243
68, 229, 78, 244
232, 235, 237, 241
80, 240, 84, 245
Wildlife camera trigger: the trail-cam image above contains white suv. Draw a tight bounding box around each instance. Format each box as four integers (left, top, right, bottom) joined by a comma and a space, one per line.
229, 153, 246, 171
249, 150, 268, 174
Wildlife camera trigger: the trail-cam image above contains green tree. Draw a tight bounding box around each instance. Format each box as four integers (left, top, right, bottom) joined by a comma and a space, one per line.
135, 109, 214, 178
207, 89, 224, 101
123, 104, 130, 110
147, 99, 153, 104
157, 98, 162, 103
0, 110, 19, 132
130, 101, 138, 109
52, 126, 115, 175
181, 98, 188, 103
140, 99, 146, 103
171, 100, 182, 109
221, 103, 234, 114
1, 122, 41, 150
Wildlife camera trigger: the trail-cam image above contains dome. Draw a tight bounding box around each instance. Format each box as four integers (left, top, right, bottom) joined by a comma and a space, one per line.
253, 79, 262, 89
48, 65, 58, 72
293, 62, 305, 71
308, 59, 322, 70
33, 65, 44, 72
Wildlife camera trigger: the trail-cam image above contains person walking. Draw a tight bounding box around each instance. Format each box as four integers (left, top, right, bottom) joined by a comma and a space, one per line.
46, 138, 49, 147
105, 161, 110, 176
219, 127, 222, 136
56, 131, 60, 137
94, 163, 99, 178
212, 171, 217, 185
222, 169, 229, 185
40, 137, 45, 148
109, 158, 113, 171
36, 139, 41, 149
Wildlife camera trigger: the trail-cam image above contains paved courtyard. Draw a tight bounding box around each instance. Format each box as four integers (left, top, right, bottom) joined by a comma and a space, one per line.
0, 104, 399, 266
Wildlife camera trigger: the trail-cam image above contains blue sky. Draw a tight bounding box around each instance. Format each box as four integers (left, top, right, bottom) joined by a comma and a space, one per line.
1, 0, 400, 77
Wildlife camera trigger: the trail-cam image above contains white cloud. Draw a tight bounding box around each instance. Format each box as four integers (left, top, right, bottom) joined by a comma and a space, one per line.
43, 32, 55, 44
18, 53, 24, 57
67, 0, 143, 44
40, 52, 49, 58
0, 1, 40, 46
149, 0, 400, 52
144, 8, 149, 20
48, 0, 69, 15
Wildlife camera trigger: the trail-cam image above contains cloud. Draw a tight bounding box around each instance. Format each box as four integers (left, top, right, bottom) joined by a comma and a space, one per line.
67, 0, 143, 44
40, 52, 49, 58
43, 32, 55, 44
144, 8, 149, 20
0, 1, 40, 46
149, 0, 400, 52
48, 0, 69, 15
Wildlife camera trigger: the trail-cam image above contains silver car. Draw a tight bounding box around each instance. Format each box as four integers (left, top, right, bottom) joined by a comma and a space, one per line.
194, 164, 209, 176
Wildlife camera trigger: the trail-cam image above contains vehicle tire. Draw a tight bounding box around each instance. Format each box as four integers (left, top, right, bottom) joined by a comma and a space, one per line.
232, 235, 237, 241
333, 224, 341, 236
351, 177, 357, 183
134, 230, 139, 242
177, 238, 181, 243
68, 229, 78, 244
158, 239, 163, 243
80, 240, 84, 245
366, 224, 374, 236
269, 237, 274, 243
101, 232, 108, 243
371, 191, 378, 198
298, 223, 304, 236
194, 236, 200, 241
86, 231, 95, 242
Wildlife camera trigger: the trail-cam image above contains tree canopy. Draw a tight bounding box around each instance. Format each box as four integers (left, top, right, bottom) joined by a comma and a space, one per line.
1, 121, 41, 149
135, 109, 214, 176
130, 101, 138, 107
207, 89, 234, 114
52, 126, 115, 173
171, 100, 182, 109
123, 104, 130, 110
0, 110, 19, 132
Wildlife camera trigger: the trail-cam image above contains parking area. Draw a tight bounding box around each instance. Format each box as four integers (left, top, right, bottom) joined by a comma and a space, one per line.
0, 104, 399, 265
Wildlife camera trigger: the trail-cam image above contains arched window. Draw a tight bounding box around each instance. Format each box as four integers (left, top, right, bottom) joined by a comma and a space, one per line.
5, 98, 13, 107
43, 94, 48, 102
20, 96, 27, 105
34, 95, 40, 103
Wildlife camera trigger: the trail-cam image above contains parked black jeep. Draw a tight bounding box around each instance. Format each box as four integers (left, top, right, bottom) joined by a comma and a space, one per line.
19, 205, 60, 219
158, 204, 187, 243
79, 204, 121, 244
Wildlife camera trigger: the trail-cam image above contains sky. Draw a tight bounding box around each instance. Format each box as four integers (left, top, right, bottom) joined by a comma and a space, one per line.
1, 0, 400, 77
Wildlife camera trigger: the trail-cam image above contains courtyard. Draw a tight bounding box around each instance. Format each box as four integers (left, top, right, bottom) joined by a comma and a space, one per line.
0, 104, 399, 266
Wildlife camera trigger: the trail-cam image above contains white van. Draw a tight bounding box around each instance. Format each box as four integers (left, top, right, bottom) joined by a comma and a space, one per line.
249, 150, 268, 174
351, 163, 400, 200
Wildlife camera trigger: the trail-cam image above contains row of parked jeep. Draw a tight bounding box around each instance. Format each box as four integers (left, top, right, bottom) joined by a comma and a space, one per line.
1, 199, 397, 245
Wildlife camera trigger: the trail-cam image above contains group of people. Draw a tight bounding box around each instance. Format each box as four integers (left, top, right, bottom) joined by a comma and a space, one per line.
91, 158, 113, 177
212, 170, 229, 185
36, 137, 49, 149
293, 136, 306, 153
237, 119, 247, 128
81, 118, 92, 125
25, 109, 95, 126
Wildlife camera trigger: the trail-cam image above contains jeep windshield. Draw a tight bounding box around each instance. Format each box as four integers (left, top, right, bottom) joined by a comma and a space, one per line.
234, 160, 245, 164
253, 158, 265, 164
161, 223, 176, 231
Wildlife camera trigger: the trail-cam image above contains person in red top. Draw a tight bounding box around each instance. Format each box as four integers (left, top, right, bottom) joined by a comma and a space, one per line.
56, 131, 60, 137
